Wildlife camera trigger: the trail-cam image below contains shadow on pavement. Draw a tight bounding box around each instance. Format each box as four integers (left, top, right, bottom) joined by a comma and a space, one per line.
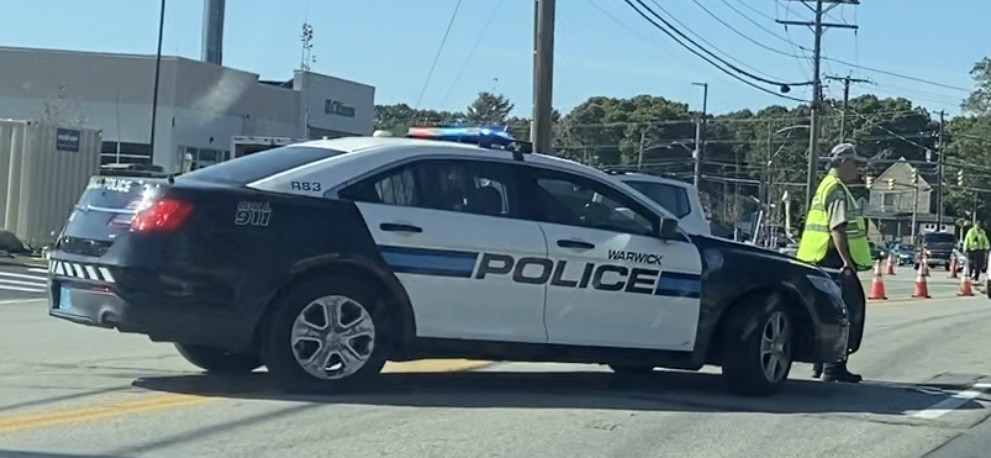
132, 369, 987, 417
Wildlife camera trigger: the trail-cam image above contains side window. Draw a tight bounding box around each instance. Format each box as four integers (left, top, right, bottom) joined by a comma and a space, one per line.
419, 160, 518, 218
527, 169, 656, 235
339, 165, 422, 207
623, 180, 691, 218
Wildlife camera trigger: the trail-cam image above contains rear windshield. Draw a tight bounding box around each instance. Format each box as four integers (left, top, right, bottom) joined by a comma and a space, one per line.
178, 145, 345, 185
623, 180, 691, 218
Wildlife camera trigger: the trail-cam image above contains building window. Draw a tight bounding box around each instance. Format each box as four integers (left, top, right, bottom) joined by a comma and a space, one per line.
181, 146, 230, 170
883, 193, 897, 206
100, 141, 152, 165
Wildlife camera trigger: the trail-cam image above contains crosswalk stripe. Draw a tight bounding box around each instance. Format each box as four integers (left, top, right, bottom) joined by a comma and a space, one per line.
27, 268, 48, 274
0, 271, 49, 282
0, 278, 47, 288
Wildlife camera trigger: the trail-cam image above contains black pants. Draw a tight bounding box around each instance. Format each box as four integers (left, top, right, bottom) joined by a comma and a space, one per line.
967, 250, 987, 281
818, 250, 867, 361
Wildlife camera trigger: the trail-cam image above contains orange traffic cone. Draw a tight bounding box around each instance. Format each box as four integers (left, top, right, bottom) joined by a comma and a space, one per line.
958, 273, 974, 296
886, 253, 896, 275
912, 261, 931, 299
950, 256, 958, 278
868, 260, 887, 300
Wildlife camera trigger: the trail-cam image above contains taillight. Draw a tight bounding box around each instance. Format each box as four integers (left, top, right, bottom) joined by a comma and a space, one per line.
130, 199, 194, 233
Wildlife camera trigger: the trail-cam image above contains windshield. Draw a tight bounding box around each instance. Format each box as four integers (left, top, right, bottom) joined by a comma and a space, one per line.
923, 233, 957, 245
178, 145, 345, 185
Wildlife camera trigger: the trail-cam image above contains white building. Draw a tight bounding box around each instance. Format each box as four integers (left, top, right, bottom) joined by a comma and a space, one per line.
0, 46, 375, 172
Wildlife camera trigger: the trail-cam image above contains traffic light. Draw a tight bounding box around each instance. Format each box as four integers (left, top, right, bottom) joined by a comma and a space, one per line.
865, 176, 874, 188
887, 178, 895, 190
958, 169, 964, 186
911, 168, 919, 185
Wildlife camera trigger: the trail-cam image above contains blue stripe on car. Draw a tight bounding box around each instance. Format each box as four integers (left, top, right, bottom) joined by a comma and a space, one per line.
379, 245, 479, 278
655, 271, 702, 298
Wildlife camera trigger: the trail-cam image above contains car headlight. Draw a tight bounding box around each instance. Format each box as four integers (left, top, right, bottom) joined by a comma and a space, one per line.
807, 274, 843, 299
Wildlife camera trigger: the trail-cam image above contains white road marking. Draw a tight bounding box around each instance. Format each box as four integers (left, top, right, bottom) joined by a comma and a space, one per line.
911, 382, 991, 420
0, 298, 46, 305
0, 271, 48, 281
27, 267, 48, 274
0, 284, 45, 293
0, 278, 47, 288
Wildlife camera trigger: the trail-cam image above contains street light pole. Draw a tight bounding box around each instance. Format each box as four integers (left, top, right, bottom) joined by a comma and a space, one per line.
692, 82, 708, 188
150, 0, 166, 168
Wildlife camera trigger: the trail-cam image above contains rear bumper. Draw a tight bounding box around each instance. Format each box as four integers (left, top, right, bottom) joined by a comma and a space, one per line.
47, 257, 258, 352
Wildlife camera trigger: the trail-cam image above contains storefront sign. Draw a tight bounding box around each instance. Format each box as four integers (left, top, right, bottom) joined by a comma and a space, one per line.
56, 128, 80, 152
324, 99, 356, 118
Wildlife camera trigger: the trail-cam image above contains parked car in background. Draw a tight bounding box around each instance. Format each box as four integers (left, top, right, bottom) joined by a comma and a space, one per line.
869, 241, 888, 261
891, 243, 915, 266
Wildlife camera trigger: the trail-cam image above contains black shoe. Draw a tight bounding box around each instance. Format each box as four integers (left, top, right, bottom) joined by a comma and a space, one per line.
812, 363, 823, 379
822, 366, 863, 383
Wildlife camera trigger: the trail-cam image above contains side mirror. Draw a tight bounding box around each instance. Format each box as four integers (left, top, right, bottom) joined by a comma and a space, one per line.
658, 217, 681, 241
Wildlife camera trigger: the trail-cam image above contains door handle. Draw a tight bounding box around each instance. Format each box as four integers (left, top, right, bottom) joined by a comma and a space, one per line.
557, 239, 595, 250
380, 222, 423, 233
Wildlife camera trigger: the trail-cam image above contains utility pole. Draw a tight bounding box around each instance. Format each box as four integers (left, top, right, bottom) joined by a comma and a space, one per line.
825, 74, 871, 140
149, 0, 166, 165
532, 0, 556, 154
637, 130, 646, 171
778, 0, 859, 206
936, 110, 946, 230
692, 82, 708, 187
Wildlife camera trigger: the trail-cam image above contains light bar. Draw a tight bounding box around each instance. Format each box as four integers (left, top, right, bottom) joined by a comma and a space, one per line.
405, 125, 533, 160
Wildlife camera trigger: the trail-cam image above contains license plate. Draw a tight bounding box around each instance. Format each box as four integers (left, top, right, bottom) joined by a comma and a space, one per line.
59, 287, 73, 312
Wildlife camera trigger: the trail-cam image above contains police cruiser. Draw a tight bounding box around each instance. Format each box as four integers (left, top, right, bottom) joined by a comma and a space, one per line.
47, 126, 850, 396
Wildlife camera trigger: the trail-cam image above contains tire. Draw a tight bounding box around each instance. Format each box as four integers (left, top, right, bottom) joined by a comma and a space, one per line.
174, 343, 262, 374
608, 364, 654, 375
262, 277, 388, 392
986, 280, 991, 300
719, 292, 793, 396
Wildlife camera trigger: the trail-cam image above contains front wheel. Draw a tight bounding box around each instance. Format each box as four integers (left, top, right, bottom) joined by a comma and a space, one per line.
720, 293, 793, 396
174, 343, 262, 374
263, 277, 388, 392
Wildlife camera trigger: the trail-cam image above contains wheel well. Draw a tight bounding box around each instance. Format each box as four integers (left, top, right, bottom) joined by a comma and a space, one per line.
250, 261, 416, 355
706, 287, 815, 365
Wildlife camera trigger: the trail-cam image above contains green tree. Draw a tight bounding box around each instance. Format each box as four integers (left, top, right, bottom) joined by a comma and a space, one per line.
465, 92, 514, 125
962, 57, 991, 115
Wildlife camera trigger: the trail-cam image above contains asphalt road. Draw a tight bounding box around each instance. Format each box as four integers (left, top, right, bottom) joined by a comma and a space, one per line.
0, 263, 48, 301
0, 269, 990, 458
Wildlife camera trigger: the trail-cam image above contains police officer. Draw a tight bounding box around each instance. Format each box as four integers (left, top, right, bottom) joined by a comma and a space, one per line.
796, 143, 874, 383
963, 221, 989, 283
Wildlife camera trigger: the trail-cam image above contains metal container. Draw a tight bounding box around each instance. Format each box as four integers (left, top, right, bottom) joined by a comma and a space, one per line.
0, 119, 102, 247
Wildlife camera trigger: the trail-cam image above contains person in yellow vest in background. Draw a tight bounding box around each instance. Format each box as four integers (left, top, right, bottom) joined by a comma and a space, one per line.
796, 143, 875, 383
963, 221, 989, 283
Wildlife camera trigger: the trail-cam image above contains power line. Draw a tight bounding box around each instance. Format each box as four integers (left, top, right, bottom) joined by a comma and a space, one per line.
689, 0, 805, 60
415, 0, 463, 109
823, 56, 972, 93
647, 0, 784, 81
438, 0, 504, 106
633, 0, 810, 88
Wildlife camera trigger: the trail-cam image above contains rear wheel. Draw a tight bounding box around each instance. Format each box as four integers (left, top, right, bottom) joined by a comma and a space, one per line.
608, 364, 654, 375
174, 343, 261, 374
263, 277, 388, 392
720, 293, 793, 396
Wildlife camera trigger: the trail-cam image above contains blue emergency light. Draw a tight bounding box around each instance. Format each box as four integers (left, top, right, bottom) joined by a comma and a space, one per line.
406, 125, 533, 160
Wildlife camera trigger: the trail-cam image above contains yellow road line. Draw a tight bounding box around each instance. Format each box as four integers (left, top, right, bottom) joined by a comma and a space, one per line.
0, 394, 209, 435
0, 358, 491, 436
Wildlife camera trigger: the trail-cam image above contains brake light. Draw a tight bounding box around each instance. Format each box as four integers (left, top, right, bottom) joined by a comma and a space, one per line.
130, 199, 194, 232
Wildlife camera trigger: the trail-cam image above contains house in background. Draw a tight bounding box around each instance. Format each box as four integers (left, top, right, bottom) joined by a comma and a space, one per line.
864, 158, 952, 243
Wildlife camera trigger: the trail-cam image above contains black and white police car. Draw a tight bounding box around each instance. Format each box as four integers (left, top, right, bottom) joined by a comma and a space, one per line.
47, 128, 850, 396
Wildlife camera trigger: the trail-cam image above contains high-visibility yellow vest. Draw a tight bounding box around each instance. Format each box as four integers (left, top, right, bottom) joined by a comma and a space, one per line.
965, 227, 990, 251
796, 170, 874, 270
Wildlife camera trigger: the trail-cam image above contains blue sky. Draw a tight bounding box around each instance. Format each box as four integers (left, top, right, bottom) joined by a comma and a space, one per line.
0, 0, 983, 117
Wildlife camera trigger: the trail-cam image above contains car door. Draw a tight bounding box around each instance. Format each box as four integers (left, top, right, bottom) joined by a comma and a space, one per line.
338, 158, 548, 344
521, 166, 703, 351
